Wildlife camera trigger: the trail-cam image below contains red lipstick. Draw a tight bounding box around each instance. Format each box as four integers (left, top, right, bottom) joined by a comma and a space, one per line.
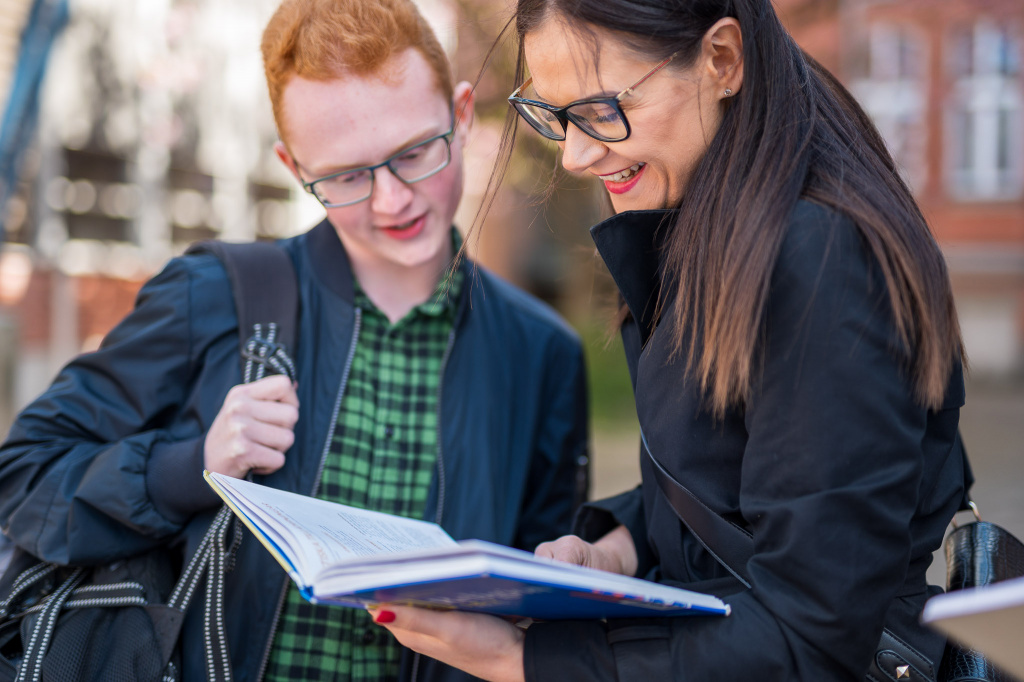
603, 164, 646, 195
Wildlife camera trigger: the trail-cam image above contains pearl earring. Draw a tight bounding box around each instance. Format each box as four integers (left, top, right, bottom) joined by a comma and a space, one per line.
724, 88, 733, 96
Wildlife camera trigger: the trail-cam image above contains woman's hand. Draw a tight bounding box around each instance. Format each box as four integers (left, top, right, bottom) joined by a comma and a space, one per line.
368, 526, 637, 681
535, 524, 638, 576
367, 605, 526, 682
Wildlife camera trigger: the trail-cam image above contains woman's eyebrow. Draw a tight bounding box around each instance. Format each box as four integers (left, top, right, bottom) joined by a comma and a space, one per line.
531, 81, 618, 104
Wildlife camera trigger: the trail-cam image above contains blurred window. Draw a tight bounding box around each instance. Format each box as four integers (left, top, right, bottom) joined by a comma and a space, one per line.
61, 148, 131, 243
945, 21, 1022, 201
853, 23, 929, 193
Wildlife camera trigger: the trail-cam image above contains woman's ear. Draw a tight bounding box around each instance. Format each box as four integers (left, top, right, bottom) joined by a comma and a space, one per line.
452, 81, 476, 141
701, 17, 744, 100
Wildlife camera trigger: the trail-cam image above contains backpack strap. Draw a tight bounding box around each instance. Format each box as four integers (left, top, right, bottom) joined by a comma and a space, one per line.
180, 239, 300, 681
185, 240, 299, 382
1, 241, 302, 682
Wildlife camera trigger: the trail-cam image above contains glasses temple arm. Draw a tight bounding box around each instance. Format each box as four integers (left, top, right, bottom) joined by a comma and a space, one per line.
617, 52, 678, 100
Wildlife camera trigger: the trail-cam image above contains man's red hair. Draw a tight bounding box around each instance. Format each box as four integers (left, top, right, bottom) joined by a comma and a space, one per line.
261, 0, 454, 141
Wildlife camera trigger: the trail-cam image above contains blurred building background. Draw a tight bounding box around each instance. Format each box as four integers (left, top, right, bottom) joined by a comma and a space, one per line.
0, 0, 1022, 568
778, 0, 1024, 582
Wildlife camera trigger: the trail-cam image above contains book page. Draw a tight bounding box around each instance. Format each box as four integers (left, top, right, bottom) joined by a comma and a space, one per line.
208, 475, 732, 620
207, 472, 456, 583
922, 576, 1024, 678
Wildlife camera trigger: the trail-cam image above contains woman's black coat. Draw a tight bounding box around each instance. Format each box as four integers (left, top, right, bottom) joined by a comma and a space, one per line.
524, 201, 965, 681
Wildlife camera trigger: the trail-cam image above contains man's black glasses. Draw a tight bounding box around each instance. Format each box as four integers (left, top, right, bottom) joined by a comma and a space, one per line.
301, 114, 455, 208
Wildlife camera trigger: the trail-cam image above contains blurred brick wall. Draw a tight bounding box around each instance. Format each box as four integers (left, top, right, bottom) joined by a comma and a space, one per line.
2, 269, 143, 352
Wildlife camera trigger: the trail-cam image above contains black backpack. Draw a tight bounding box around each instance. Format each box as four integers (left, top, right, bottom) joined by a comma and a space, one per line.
0, 241, 298, 682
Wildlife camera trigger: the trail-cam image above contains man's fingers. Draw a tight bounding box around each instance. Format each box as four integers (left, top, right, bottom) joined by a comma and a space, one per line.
245, 443, 287, 475
243, 420, 296, 452
246, 399, 300, 429
235, 374, 299, 406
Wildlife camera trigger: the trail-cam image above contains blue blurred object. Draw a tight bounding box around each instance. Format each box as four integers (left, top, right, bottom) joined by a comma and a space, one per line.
0, 0, 69, 245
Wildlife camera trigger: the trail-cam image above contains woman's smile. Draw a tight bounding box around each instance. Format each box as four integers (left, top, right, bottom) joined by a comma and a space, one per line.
523, 19, 723, 212
598, 162, 647, 194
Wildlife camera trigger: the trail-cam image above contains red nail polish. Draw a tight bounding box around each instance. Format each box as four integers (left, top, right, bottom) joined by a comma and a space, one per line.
374, 610, 396, 624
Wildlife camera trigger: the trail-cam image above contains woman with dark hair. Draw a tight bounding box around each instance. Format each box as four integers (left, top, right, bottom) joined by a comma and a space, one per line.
369, 1, 967, 680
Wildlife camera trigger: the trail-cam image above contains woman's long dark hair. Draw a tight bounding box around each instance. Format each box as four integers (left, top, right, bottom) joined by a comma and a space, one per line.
491, 0, 963, 414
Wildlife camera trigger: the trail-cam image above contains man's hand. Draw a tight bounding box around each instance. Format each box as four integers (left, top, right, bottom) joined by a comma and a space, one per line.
535, 524, 638, 576
204, 374, 299, 478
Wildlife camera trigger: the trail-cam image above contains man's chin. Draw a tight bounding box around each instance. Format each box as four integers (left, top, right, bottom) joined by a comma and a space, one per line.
381, 230, 452, 270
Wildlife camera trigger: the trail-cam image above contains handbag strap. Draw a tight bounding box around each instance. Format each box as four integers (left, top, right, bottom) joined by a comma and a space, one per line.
642, 429, 754, 587
645, 427, 977, 586
953, 432, 975, 513
643, 428, 956, 682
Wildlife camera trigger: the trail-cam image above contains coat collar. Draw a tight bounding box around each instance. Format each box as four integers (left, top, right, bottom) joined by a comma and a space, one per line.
590, 209, 677, 338
304, 218, 471, 317
306, 218, 356, 302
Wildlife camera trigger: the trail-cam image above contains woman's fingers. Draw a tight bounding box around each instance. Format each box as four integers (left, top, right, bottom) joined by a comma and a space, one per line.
535, 535, 595, 567
367, 605, 526, 682
535, 527, 638, 576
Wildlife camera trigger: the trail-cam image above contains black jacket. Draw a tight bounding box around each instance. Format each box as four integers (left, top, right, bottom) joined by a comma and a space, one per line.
524, 202, 965, 681
0, 219, 589, 682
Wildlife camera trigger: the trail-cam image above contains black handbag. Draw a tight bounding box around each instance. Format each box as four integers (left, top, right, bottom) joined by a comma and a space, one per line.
937, 501, 1024, 682
642, 430, 1024, 682
0, 241, 299, 682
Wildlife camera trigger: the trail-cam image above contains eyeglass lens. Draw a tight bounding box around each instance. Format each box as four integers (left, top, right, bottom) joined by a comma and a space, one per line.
512, 100, 628, 142
310, 135, 452, 207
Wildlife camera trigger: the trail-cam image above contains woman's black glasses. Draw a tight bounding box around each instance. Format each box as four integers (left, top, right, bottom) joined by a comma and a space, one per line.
507, 52, 678, 143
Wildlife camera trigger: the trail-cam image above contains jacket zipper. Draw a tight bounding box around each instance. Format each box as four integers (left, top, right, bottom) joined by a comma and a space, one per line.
255, 308, 363, 681
408, 327, 458, 682
432, 328, 456, 526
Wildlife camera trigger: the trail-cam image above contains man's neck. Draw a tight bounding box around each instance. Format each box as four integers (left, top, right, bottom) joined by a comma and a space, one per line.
349, 243, 454, 324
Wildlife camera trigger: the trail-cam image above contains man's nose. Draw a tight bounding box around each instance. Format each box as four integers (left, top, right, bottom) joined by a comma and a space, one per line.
370, 165, 415, 214
559, 125, 607, 174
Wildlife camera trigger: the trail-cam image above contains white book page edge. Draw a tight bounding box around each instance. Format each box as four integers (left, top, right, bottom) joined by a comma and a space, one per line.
209, 473, 456, 582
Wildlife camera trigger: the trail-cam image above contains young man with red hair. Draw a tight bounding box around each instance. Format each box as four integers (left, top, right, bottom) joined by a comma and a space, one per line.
0, 0, 589, 680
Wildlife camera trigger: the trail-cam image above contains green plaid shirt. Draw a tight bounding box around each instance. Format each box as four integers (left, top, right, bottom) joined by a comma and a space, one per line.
265, 247, 464, 682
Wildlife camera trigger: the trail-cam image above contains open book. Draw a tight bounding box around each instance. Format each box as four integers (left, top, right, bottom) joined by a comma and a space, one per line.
921, 576, 1024, 679
204, 471, 730, 620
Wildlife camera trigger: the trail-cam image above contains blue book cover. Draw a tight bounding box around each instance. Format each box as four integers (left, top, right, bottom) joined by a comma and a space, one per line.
205, 472, 731, 621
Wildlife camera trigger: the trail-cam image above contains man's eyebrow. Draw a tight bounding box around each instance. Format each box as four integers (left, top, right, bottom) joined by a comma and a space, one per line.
306, 124, 448, 178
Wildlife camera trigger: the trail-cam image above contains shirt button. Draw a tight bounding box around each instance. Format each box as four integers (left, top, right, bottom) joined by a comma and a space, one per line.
362, 629, 376, 645
384, 426, 394, 439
